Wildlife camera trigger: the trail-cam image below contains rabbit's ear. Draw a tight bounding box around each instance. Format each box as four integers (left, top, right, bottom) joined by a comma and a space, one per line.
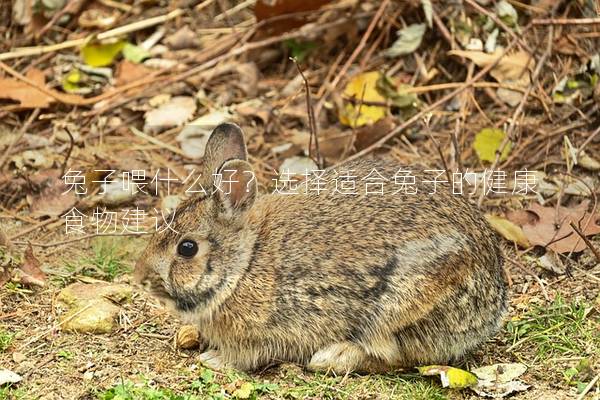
215, 159, 257, 216
203, 123, 248, 173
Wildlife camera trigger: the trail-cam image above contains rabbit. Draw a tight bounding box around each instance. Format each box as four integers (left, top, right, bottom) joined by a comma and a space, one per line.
134, 122, 508, 373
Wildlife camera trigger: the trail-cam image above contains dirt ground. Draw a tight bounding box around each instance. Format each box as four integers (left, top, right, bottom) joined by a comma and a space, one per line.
1, 0, 600, 399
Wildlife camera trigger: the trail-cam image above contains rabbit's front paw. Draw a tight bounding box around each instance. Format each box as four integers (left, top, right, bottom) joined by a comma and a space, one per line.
308, 342, 383, 374
199, 350, 228, 371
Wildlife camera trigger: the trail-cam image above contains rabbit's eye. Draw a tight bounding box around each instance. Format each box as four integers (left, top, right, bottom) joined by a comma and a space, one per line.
177, 240, 198, 258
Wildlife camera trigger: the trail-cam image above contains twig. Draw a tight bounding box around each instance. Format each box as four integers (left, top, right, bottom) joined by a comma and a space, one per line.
464, 0, 534, 54
575, 373, 599, 400
506, 257, 550, 302
339, 33, 526, 166
214, 0, 256, 22
18, 302, 95, 353
60, 127, 75, 177
130, 127, 187, 157
314, 0, 390, 118
12, 232, 150, 248
291, 58, 322, 168
533, 17, 600, 25
575, 124, 600, 159
569, 222, 600, 262
477, 21, 554, 207
0, 9, 184, 61
0, 108, 40, 169
8, 217, 60, 241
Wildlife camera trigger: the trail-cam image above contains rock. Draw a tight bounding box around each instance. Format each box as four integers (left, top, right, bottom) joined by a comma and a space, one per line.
57, 282, 132, 334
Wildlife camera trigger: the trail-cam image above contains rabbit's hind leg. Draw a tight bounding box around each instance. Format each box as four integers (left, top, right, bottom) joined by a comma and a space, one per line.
307, 342, 388, 373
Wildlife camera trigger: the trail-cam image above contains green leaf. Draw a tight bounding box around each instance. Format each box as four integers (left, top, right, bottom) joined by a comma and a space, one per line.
81, 40, 125, 67
385, 23, 426, 57
418, 365, 478, 389
284, 39, 317, 62
473, 127, 511, 163
122, 43, 151, 64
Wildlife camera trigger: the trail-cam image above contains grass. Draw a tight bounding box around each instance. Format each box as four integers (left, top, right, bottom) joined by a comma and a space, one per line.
95, 368, 447, 400
0, 328, 14, 352
63, 237, 132, 281
506, 295, 600, 361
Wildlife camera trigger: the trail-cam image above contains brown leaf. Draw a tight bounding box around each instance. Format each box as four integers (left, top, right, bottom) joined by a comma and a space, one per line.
115, 60, 154, 86
255, 0, 333, 36
522, 201, 600, 253
0, 69, 55, 109
17, 244, 46, 287
26, 169, 77, 217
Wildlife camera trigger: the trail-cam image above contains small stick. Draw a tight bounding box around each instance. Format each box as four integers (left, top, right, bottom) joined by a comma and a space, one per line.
0, 9, 184, 61
506, 257, 550, 302
292, 58, 322, 168
339, 33, 526, 167
464, 0, 534, 54
130, 127, 187, 157
533, 17, 600, 25
314, 0, 390, 118
0, 108, 40, 169
60, 127, 75, 177
575, 373, 599, 400
477, 20, 554, 207
569, 222, 600, 263
575, 124, 600, 159
12, 232, 150, 248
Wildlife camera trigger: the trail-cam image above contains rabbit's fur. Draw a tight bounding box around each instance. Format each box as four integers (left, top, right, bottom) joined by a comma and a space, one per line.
135, 123, 507, 373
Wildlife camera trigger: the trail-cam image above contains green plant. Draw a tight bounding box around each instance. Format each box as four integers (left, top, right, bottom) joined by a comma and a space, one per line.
506, 296, 600, 361
83, 238, 131, 281
0, 329, 14, 352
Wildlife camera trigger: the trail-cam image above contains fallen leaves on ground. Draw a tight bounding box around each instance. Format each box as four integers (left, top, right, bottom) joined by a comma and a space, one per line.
81, 39, 126, 67
385, 23, 426, 57
26, 169, 77, 218
521, 201, 600, 253
471, 363, 530, 398
339, 71, 387, 128
418, 365, 478, 389
144, 96, 197, 134
449, 49, 534, 106
14, 245, 47, 287
473, 128, 512, 162
0, 69, 55, 108
485, 214, 530, 248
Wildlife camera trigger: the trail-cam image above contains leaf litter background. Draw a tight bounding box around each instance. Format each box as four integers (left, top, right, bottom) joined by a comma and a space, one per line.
1, 0, 600, 399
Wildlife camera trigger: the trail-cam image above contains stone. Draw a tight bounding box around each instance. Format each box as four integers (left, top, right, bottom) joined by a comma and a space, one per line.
57, 282, 132, 334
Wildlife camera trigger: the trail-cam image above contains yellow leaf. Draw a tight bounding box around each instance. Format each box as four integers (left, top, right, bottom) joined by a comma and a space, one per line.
81, 40, 125, 67
473, 128, 511, 163
485, 214, 530, 248
418, 365, 478, 389
339, 71, 386, 128
232, 382, 254, 399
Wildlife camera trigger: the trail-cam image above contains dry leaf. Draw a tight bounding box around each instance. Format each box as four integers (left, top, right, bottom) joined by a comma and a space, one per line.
27, 169, 77, 218
144, 96, 197, 134
115, 61, 154, 86
255, 0, 333, 36
522, 201, 600, 253
164, 25, 198, 50
448, 50, 534, 82
485, 214, 530, 248
448, 49, 534, 106
0, 69, 55, 108
15, 244, 46, 287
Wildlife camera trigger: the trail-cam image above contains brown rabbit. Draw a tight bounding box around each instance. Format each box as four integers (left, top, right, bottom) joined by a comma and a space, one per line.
134, 123, 507, 373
